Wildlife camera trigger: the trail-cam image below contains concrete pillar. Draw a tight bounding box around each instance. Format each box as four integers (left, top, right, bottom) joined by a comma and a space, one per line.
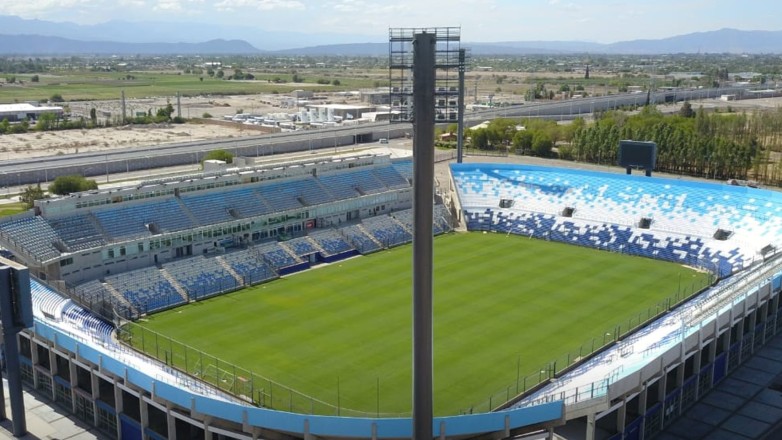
585, 412, 596, 440
139, 398, 149, 438
167, 410, 177, 440
749, 308, 758, 354
202, 416, 213, 440
761, 302, 770, 344
91, 370, 101, 427
658, 372, 668, 402
114, 382, 124, 440
69, 356, 78, 414
616, 397, 627, 434
30, 340, 40, 389
675, 362, 685, 390
91, 370, 100, 399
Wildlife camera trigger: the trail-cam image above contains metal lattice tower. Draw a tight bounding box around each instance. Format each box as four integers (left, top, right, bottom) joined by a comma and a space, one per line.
389, 28, 461, 123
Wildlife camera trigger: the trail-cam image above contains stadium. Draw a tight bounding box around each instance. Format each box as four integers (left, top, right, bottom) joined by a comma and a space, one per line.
1, 148, 782, 440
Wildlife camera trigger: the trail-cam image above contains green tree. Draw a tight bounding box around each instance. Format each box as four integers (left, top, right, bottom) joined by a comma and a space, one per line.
9, 120, 29, 134
31, 74, 39, 82
679, 101, 695, 118
49, 175, 98, 195
332, 79, 341, 86
0, 118, 9, 134
20, 184, 45, 208
35, 112, 57, 131
202, 149, 234, 166
531, 132, 553, 157
90, 108, 97, 126
512, 130, 533, 153
471, 129, 491, 150
156, 101, 175, 121
49, 93, 64, 103
216, 69, 224, 79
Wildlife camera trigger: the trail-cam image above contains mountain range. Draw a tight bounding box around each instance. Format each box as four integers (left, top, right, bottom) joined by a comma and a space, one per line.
0, 15, 780, 56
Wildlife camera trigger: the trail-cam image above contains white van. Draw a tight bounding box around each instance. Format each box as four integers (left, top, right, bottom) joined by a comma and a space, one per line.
379, 138, 388, 144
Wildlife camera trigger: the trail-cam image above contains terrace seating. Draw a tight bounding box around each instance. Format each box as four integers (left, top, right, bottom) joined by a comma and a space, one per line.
285, 236, 320, 257
318, 173, 361, 200
258, 180, 307, 212
73, 279, 113, 307
308, 229, 355, 256
0, 216, 60, 261
347, 169, 386, 195
105, 267, 184, 315
392, 160, 413, 181
220, 249, 276, 285
94, 198, 193, 240
289, 177, 336, 206
180, 190, 241, 225
48, 214, 106, 251
340, 224, 381, 253
362, 215, 411, 247
373, 165, 410, 189
452, 163, 782, 277
163, 256, 238, 299
256, 242, 302, 269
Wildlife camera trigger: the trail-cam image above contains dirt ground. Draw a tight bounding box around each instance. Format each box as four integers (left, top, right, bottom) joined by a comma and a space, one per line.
0, 122, 262, 160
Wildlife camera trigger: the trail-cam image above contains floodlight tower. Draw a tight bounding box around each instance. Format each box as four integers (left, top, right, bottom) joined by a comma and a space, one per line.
389, 27, 461, 440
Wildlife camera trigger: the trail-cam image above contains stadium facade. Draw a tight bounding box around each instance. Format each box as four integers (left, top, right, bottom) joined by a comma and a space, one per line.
1, 157, 781, 439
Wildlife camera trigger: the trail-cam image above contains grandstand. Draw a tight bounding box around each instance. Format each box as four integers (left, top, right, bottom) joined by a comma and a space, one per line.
4, 157, 782, 439
0, 154, 434, 319
450, 163, 776, 278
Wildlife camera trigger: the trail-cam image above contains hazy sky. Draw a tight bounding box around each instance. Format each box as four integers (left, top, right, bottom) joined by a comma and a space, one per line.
4, 0, 780, 42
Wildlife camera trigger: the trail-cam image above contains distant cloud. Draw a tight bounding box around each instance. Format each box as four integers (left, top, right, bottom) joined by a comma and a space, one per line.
154, 0, 184, 11
215, 0, 305, 12
3, 0, 93, 17
118, 0, 148, 6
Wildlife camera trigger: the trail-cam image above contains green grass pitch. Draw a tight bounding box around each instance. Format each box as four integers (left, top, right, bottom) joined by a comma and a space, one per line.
129, 232, 710, 416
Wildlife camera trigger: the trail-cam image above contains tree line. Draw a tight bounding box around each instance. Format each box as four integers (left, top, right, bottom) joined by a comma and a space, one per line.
569, 105, 780, 183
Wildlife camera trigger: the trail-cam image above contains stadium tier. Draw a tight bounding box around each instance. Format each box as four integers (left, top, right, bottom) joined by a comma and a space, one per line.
451, 163, 782, 278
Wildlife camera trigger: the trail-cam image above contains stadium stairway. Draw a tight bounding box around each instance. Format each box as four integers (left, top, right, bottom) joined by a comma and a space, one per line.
175, 197, 202, 227
305, 237, 328, 256
215, 255, 245, 287
278, 241, 303, 262
389, 215, 411, 235
103, 281, 138, 316
86, 212, 112, 243
160, 268, 191, 302
357, 224, 383, 248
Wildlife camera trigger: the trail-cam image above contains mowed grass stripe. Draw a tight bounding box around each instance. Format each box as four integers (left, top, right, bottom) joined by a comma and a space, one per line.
136, 232, 709, 415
